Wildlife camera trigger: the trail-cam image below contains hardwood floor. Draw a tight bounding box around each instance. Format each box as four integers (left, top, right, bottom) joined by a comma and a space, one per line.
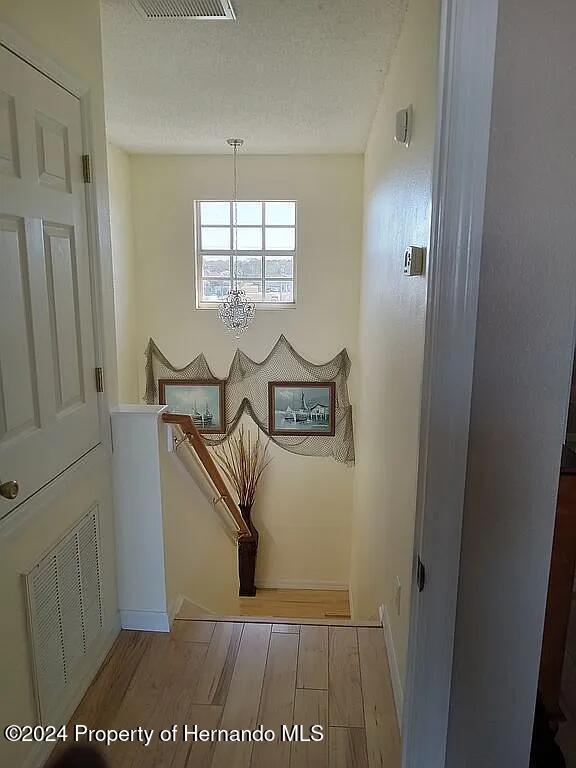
62, 619, 399, 768
178, 588, 352, 621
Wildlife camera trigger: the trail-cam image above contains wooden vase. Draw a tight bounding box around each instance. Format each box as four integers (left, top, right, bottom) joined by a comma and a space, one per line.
238, 503, 259, 597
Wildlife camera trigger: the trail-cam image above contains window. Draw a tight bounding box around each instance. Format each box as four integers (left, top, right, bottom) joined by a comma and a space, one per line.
195, 200, 296, 307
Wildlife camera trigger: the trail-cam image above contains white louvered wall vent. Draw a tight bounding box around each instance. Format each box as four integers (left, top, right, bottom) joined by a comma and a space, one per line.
131, 0, 236, 20
25, 507, 103, 724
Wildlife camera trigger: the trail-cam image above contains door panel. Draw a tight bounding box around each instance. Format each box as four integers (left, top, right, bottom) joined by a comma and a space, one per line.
0, 46, 99, 519
0, 89, 20, 178
35, 112, 71, 193
43, 223, 84, 412
0, 215, 39, 440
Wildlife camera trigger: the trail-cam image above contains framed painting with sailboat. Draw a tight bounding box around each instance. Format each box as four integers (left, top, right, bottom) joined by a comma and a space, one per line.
268, 381, 336, 437
158, 379, 226, 434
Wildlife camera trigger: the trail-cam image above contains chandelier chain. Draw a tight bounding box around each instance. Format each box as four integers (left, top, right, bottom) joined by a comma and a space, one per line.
232, 141, 237, 283
219, 138, 255, 338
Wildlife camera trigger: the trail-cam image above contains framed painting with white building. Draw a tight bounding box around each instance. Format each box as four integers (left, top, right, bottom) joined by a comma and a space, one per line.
268, 381, 336, 437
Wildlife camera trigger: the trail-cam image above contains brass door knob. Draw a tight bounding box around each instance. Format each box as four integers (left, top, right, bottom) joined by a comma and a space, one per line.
0, 480, 19, 500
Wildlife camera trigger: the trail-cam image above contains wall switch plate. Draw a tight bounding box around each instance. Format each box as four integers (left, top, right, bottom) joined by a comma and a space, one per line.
403, 245, 425, 276
395, 577, 402, 616
395, 104, 413, 146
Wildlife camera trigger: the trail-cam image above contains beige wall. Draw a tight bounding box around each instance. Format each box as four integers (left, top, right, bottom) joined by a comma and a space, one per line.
160, 435, 239, 616
0, 3, 118, 766
108, 144, 139, 402
351, 0, 439, 684
130, 153, 362, 588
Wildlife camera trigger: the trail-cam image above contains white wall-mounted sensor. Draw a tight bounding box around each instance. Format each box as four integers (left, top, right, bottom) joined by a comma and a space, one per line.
395, 105, 413, 146
403, 246, 425, 276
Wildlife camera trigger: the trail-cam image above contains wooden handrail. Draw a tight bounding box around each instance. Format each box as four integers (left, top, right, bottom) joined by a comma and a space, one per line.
161, 413, 252, 540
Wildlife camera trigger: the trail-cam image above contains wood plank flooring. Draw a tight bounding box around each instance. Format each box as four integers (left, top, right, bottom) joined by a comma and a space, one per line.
237, 589, 351, 620
62, 620, 399, 768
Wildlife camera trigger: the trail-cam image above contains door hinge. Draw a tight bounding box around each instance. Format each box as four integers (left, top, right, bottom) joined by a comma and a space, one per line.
417, 556, 426, 593
82, 154, 92, 183
95, 367, 104, 393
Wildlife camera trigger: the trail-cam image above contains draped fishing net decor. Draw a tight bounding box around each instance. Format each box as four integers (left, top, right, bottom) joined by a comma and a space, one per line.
145, 335, 355, 464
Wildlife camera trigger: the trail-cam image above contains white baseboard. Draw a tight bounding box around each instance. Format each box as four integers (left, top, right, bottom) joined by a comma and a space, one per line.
255, 579, 349, 591
120, 609, 170, 632
23, 621, 120, 768
379, 604, 404, 730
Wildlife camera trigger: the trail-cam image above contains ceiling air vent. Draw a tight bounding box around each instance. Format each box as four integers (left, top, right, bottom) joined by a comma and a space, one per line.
132, 0, 236, 20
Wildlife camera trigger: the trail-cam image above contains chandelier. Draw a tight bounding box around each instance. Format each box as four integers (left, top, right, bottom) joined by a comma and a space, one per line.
218, 138, 256, 338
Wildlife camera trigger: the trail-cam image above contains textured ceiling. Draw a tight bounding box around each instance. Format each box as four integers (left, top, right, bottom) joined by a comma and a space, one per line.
101, 0, 406, 154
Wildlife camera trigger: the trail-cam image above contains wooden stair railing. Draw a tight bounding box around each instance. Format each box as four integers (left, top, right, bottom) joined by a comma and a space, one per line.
161, 412, 252, 541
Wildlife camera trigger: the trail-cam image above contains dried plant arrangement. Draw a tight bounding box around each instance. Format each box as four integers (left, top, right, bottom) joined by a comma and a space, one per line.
213, 425, 272, 510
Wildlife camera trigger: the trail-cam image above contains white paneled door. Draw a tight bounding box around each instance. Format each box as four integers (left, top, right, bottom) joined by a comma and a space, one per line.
0, 46, 99, 520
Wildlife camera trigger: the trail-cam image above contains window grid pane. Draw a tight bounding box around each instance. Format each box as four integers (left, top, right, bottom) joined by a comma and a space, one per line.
265, 280, 294, 303
202, 254, 230, 278
236, 201, 262, 225
200, 201, 230, 225
201, 226, 231, 250
202, 279, 231, 302
265, 201, 296, 226
235, 227, 262, 251
237, 280, 264, 302
265, 254, 294, 278
235, 255, 262, 279
197, 201, 296, 305
265, 227, 296, 251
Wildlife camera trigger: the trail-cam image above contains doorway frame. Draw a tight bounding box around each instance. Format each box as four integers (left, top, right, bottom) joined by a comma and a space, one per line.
402, 0, 500, 766
0, 3, 504, 764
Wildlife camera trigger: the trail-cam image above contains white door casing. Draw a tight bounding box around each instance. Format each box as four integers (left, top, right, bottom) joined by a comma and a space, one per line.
0, 46, 99, 520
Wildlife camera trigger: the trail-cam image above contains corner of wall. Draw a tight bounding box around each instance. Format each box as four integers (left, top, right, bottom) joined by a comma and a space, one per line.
107, 143, 140, 403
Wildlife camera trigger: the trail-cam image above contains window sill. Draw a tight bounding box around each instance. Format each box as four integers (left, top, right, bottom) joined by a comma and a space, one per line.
196, 302, 297, 311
